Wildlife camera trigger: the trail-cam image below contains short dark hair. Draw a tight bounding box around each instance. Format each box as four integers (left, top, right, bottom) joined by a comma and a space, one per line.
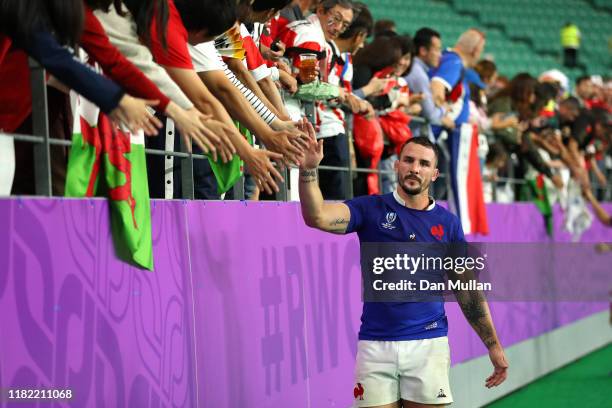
486, 143, 508, 164
373, 19, 396, 38
400, 137, 440, 163
339, 2, 373, 39
175, 0, 237, 37
561, 96, 581, 112
474, 59, 497, 83
414, 27, 440, 55
392, 34, 414, 56
353, 35, 402, 73
249, 0, 292, 12
575, 75, 591, 86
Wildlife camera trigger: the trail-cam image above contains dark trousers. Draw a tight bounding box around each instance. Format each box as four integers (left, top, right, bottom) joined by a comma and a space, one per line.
320, 133, 350, 200
563, 48, 578, 68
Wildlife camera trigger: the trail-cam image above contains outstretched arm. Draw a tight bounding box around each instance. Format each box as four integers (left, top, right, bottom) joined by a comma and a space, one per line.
449, 268, 509, 388
298, 121, 351, 234
584, 186, 612, 227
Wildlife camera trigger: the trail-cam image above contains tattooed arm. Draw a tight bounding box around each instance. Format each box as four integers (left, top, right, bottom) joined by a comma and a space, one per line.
297, 121, 351, 234
449, 268, 509, 388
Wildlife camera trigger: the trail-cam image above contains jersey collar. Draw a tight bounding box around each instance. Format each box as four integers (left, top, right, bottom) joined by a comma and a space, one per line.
393, 190, 436, 211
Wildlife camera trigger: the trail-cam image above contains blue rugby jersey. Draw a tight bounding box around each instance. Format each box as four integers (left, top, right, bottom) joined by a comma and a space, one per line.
345, 192, 465, 341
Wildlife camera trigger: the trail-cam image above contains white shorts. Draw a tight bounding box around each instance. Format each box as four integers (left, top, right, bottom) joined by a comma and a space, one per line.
353, 337, 453, 407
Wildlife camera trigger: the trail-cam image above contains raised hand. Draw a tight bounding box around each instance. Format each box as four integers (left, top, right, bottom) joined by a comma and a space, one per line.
297, 117, 323, 170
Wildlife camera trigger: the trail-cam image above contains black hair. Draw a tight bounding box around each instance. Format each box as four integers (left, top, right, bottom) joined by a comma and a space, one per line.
575, 75, 591, 86
250, 0, 292, 12
400, 136, 440, 163
393, 34, 414, 56
339, 2, 373, 39
533, 81, 558, 114
413, 27, 440, 56
0, 0, 84, 47
353, 35, 402, 73
373, 19, 396, 38
84, 0, 116, 11
486, 143, 508, 164
122, 0, 168, 48
560, 96, 581, 112
175, 0, 237, 37
391, 35, 413, 75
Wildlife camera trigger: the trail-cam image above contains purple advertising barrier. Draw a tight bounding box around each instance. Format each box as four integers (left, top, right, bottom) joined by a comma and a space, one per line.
186, 201, 362, 408
0, 199, 197, 407
1, 198, 611, 407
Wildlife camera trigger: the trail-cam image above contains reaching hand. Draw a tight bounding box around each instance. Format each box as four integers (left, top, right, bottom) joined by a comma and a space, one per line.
243, 148, 284, 195
110, 95, 162, 136
364, 77, 391, 96
344, 93, 363, 114
485, 344, 508, 388
279, 70, 298, 94
441, 115, 456, 130
202, 118, 238, 163
169, 105, 216, 157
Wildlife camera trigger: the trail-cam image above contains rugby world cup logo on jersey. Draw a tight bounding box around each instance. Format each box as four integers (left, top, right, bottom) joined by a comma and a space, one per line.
381, 212, 397, 230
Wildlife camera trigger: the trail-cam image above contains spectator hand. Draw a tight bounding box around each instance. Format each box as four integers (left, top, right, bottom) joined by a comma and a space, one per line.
261, 41, 286, 61
441, 115, 456, 130
408, 103, 422, 115
263, 127, 306, 167
344, 93, 364, 114
276, 60, 292, 74
410, 92, 425, 103
110, 95, 162, 136
362, 100, 375, 119
363, 77, 391, 96
279, 70, 298, 94
201, 118, 238, 163
243, 148, 284, 195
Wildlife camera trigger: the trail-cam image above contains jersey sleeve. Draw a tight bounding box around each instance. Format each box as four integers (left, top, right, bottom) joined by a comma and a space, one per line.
431, 54, 462, 91
344, 195, 372, 233
149, 0, 193, 69
240, 25, 271, 82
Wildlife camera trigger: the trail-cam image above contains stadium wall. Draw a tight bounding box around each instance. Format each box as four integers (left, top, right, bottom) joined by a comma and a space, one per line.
0, 198, 610, 407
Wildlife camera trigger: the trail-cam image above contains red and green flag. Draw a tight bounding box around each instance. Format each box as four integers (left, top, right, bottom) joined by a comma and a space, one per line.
527, 174, 553, 236
65, 96, 153, 270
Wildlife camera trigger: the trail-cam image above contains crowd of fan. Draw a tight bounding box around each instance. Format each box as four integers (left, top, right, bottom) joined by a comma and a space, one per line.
0, 0, 610, 219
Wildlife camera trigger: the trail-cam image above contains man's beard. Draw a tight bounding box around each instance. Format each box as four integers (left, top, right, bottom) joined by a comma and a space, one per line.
399, 173, 431, 196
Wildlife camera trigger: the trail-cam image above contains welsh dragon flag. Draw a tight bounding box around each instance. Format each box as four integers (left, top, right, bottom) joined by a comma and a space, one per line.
527, 174, 553, 236
65, 94, 154, 270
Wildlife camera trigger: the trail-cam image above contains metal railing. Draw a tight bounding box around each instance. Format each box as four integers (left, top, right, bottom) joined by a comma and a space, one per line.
1, 60, 611, 202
